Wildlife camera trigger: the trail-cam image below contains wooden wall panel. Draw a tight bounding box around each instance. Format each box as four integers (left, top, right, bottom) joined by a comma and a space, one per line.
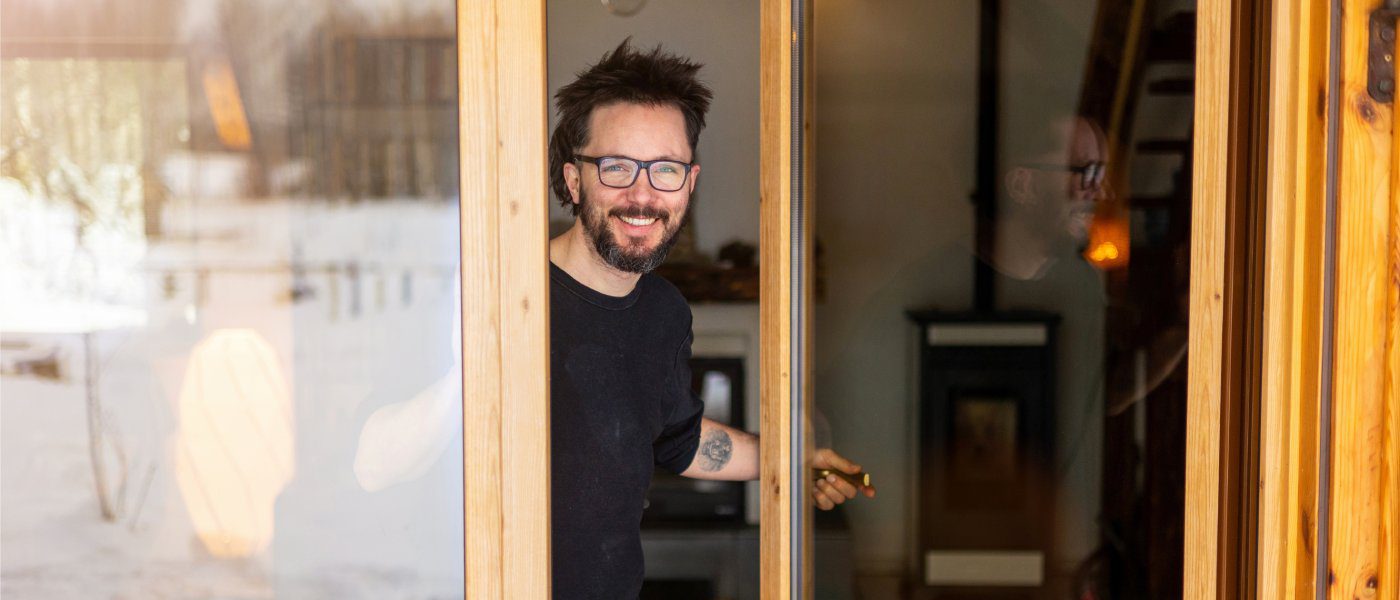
1184, 0, 1232, 595
1257, 0, 1328, 597
760, 0, 797, 596
1329, 1, 1400, 598
457, 1, 550, 597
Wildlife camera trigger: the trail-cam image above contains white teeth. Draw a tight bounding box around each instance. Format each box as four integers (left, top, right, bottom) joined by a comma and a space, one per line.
619, 216, 657, 227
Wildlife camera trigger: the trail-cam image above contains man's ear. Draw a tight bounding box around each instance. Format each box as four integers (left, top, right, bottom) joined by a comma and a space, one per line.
564, 162, 582, 205
1004, 167, 1035, 207
686, 164, 700, 195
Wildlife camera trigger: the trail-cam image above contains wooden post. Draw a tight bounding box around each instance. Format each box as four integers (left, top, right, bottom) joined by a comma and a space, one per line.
457, 1, 550, 597
1256, 0, 1329, 597
1184, 0, 1232, 596
1326, 1, 1400, 598
759, 0, 807, 597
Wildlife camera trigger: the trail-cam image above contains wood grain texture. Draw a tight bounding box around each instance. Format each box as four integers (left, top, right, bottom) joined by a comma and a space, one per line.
1383, 7, 1400, 594
494, 2, 550, 598
1184, 0, 1231, 596
1385, 148, 1399, 600
458, 1, 504, 596
457, 1, 549, 597
760, 0, 794, 597
1328, 0, 1395, 598
1383, 179, 1399, 600
1257, 0, 1328, 597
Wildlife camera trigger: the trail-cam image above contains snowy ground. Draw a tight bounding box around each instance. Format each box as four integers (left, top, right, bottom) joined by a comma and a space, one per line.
3, 200, 466, 599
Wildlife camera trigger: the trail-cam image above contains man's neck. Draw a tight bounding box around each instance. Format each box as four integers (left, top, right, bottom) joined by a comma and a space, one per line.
982, 216, 1055, 281
549, 221, 644, 297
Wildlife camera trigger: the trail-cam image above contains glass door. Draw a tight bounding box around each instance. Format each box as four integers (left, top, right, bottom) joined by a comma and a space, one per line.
786, 0, 1228, 598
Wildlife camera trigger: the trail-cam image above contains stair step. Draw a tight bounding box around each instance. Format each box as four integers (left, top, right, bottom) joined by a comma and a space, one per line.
1136, 139, 1192, 154
1147, 78, 1194, 96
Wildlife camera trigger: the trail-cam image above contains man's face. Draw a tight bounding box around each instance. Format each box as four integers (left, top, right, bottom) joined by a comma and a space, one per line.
563, 102, 698, 274
1009, 117, 1109, 245
1057, 118, 1108, 243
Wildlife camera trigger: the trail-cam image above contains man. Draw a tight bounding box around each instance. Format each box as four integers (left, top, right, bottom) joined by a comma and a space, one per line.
546, 40, 873, 597
981, 115, 1110, 280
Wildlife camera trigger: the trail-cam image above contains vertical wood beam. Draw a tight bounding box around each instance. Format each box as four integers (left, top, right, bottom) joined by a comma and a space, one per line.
1185, 0, 1232, 596
458, 1, 550, 597
1328, 1, 1398, 598
760, 0, 798, 597
1258, 0, 1328, 597
459, 1, 504, 595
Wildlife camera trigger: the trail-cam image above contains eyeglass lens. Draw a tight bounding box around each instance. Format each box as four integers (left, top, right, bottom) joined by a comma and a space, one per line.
1079, 163, 1105, 190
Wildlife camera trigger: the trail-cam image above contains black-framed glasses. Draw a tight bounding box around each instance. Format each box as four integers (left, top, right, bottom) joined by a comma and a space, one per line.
575, 155, 694, 192
1023, 161, 1107, 191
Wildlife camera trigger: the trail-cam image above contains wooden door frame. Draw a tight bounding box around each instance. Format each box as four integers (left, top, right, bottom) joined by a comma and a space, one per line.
1188, 0, 1278, 597
454, 0, 802, 596
1256, 0, 1329, 597
1199, 0, 1400, 598
457, 1, 550, 597
759, 0, 809, 597
1320, 0, 1400, 598
1257, 0, 1400, 598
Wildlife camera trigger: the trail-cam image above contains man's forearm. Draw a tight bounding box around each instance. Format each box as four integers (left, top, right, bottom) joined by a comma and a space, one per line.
680, 417, 759, 481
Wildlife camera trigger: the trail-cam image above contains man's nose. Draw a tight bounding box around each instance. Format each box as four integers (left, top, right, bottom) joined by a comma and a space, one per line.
624, 169, 662, 200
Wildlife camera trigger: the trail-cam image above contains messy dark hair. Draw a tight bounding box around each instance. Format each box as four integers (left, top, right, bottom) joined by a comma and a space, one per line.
549, 39, 713, 215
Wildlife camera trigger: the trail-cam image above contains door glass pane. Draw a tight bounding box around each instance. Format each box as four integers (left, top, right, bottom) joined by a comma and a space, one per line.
545, 2, 762, 598
809, 0, 1194, 598
1, 2, 463, 597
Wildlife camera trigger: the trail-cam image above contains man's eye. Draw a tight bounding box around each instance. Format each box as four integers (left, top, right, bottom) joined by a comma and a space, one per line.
655, 164, 680, 174
601, 164, 629, 172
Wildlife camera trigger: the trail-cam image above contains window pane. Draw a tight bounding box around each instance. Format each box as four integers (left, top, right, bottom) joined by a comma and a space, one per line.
811, 1, 1194, 598
1, 2, 463, 597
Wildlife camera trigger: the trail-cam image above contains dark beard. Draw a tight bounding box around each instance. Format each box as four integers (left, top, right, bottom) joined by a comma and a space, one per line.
579, 188, 686, 274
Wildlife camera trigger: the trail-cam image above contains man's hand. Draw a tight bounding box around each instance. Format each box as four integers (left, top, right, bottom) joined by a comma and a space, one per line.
811, 448, 876, 510
679, 422, 876, 511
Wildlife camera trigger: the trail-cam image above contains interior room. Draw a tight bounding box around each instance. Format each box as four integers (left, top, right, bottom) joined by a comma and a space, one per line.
3, 0, 1196, 598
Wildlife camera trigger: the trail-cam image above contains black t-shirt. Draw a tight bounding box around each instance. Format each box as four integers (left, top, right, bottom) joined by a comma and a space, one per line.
549, 262, 704, 599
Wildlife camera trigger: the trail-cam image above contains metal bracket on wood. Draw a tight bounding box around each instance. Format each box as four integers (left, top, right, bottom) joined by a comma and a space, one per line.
1368, 2, 1400, 103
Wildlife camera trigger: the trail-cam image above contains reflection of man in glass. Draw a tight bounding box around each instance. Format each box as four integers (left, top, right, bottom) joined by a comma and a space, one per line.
990, 115, 1188, 409
545, 40, 872, 598
980, 116, 1108, 281
815, 113, 1117, 589
990, 115, 1188, 593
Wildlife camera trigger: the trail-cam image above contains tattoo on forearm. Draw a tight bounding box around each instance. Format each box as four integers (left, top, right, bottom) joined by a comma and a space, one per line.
697, 429, 733, 472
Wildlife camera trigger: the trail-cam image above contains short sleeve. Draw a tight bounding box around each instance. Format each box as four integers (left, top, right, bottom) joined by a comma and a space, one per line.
654, 330, 704, 474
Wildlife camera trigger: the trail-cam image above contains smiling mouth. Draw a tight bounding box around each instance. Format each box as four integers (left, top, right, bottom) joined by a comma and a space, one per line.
618, 215, 657, 227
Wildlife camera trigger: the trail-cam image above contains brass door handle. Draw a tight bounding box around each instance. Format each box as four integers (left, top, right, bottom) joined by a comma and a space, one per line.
812, 468, 871, 488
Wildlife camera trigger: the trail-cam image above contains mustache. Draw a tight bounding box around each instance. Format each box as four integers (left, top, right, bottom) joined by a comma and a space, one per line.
609, 206, 670, 222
